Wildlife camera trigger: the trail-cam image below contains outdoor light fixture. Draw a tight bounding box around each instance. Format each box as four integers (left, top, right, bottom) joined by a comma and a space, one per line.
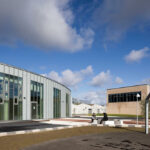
136, 93, 140, 124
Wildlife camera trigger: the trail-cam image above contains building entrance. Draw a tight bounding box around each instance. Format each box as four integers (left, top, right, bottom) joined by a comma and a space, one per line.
31, 102, 37, 119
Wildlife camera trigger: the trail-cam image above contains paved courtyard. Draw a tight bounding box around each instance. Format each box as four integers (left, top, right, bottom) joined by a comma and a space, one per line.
24, 130, 150, 150
0, 121, 68, 132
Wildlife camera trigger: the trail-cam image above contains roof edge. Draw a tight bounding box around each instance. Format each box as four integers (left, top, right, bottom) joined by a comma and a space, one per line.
0, 62, 71, 91
107, 84, 149, 91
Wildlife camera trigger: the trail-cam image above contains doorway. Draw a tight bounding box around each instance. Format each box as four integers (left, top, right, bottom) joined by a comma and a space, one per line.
31, 102, 37, 119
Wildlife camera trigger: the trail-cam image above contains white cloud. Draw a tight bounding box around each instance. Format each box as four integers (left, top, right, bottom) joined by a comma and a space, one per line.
44, 65, 93, 87
80, 65, 93, 76
0, 0, 94, 52
115, 77, 123, 84
79, 90, 106, 105
90, 70, 112, 87
125, 47, 149, 63
48, 71, 62, 83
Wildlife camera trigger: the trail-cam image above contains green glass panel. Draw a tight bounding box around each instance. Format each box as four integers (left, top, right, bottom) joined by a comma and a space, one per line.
66, 94, 69, 117
14, 105, 18, 120
31, 81, 43, 119
53, 88, 61, 118
0, 73, 22, 121
0, 104, 4, 120
4, 101, 9, 120
18, 101, 22, 120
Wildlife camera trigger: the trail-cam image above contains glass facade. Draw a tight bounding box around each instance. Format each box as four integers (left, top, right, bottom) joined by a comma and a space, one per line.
108, 91, 141, 103
31, 81, 43, 119
0, 73, 22, 120
53, 88, 61, 118
66, 93, 69, 117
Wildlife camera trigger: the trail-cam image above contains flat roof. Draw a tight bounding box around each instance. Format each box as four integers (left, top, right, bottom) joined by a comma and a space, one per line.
107, 84, 149, 91
0, 62, 71, 91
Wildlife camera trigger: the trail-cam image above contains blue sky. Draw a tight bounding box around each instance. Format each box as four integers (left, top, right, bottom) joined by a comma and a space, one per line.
0, 0, 150, 104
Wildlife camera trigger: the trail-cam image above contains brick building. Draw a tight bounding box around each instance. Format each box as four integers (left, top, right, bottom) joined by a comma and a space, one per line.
106, 84, 150, 115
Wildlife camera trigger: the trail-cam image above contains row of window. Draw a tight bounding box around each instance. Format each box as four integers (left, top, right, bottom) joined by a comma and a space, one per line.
108, 91, 141, 103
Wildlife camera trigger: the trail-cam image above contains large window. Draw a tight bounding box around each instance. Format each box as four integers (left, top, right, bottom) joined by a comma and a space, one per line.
31, 81, 43, 119
108, 91, 141, 103
53, 88, 61, 118
0, 73, 22, 121
66, 93, 69, 117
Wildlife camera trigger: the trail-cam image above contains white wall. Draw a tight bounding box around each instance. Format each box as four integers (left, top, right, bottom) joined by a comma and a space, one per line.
72, 103, 106, 115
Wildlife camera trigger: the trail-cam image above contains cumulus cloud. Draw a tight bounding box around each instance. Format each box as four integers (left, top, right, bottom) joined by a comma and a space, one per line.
94, 0, 150, 42
90, 70, 112, 87
80, 65, 93, 76
44, 65, 93, 87
115, 77, 123, 84
79, 90, 106, 105
0, 0, 94, 52
125, 47, 149, 63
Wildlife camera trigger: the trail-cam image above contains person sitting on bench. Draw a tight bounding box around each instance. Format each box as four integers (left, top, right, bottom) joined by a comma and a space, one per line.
91, 113, 97, 123
100, 113, 108, 124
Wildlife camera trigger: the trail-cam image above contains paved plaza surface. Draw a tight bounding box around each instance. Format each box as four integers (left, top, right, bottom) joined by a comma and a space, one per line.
24, 130, 150, 150
0, 121, 68, 132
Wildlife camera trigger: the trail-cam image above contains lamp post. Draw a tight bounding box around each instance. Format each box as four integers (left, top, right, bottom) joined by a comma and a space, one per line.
136, 93, 140, 125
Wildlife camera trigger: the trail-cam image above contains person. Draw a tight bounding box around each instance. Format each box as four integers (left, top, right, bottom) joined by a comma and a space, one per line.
100, 113, 108, 124
91, 113, 96, 123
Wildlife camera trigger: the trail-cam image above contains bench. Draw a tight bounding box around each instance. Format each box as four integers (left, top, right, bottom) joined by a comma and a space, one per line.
114, 119, 122, 126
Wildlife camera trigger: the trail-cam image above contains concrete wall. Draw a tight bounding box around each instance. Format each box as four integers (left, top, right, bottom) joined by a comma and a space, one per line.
0, 63, 71, 120
106, 85, 149, 115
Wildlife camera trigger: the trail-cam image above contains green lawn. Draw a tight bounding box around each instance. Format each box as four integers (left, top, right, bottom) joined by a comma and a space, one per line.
89, 113, 143, 118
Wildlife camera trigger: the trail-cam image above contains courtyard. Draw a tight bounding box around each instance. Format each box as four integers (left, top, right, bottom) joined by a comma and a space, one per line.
0, 126, 149, 150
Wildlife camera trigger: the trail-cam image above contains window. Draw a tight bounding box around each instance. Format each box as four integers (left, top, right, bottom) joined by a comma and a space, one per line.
66, 93, 69, 117
31, 81, 43, 119
108, 91, 141, 103
0, 73, 23, 121
53, 88, 61, 118
0, 96, 3, 103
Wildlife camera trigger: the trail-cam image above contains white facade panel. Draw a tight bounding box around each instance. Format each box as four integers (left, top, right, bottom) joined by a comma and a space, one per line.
0, 64, 4, 72
23, 71, 27, 120
9, 67, 14, 75
26, 72, 31, 120
4, 65, 9, 74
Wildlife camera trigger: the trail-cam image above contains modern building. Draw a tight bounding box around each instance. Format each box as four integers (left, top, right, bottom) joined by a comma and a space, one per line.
72, 103, 105, 115
106, 84, 150, 115
0, 63, 71, 121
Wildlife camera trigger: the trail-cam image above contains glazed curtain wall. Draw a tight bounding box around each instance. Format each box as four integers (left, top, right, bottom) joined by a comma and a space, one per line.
108, 91, 141, 103
53, 88, 61, 118
31, 81, 43, 119
0, 73, 22, 120
66, 93, 69, 117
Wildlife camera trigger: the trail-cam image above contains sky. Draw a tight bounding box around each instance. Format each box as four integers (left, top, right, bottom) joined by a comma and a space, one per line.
0, 0, 150, 105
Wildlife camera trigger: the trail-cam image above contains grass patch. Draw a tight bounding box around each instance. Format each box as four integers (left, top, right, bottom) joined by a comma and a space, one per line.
0, 126, 147, 150
88, 113, 143, 118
